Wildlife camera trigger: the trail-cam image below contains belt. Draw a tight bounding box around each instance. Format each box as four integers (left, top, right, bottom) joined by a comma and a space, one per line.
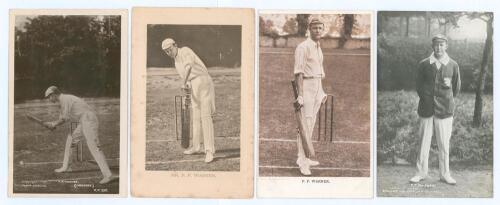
303, 76, 322, 79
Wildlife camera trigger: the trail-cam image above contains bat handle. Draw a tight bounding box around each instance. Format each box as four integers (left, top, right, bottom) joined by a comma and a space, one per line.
184, 89, 191, 106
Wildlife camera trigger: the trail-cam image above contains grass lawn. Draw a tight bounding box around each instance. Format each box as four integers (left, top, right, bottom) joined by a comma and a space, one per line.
259, 47, 371, 177
13, 99, 121, 194
377, 91, 493, 197
377, 164, 493, 197
146, 67, 241, 171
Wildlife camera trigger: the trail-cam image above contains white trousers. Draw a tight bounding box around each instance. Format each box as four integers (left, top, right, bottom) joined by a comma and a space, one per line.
297, 78, 326, 160
190, 75, 216, 153
60, 112, 112, 178
415, 116, 453, 178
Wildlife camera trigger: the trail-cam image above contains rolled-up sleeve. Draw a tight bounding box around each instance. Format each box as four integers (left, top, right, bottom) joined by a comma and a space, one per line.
294, 45, 307, 75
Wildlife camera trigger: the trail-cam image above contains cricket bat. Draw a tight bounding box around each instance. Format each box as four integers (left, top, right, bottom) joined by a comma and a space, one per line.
25, 114, 55, 131
291, 80, 315, 158
181, 88, 191, 149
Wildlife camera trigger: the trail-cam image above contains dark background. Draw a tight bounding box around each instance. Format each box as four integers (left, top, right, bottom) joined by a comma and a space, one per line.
147, 24, 241, 68
377, 11, 493, 93
377, 11, 493, 166
14, 15, 121, 103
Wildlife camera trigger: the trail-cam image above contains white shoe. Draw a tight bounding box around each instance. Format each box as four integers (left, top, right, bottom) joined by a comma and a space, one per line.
183, 148, 203, 155
54, 167, 72, 173
296, 158, 319, 166
440, 176, 457, 185
99, 175, 118, 184
308, 159, 320, 166
296, 158, 307, 166
299, 165, 311, 176
205, 152, 214, 163
409, 175, 425, 183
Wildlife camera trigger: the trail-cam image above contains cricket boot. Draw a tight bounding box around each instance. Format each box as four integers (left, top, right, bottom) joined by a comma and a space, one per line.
308, 159, 320, 166
99, 174, 118, 184
410, 175, 426, 183
299, 165, 312, 176
440, 176, 457, 185
183, 147, 204, 155
204, 152, 214, 163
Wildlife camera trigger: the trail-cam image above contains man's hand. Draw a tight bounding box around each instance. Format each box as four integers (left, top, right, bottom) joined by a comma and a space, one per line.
43, 122, 56, 130
443, 77, 451, 88
296, 96, 304, 105
294, 96, 304, 110
321, 95, 328, 104
181, 83, 191, 95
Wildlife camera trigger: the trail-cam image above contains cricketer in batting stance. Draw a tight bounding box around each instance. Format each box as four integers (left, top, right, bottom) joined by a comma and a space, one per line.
162, 38, 217, 163
294, 18, 327, 176
43, 86, 116, 184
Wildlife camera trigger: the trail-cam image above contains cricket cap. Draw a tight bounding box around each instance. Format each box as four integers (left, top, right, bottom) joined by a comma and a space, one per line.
44, 86, 59, 98
309, 18, 324, 26
161, 38, 175, 50
432, 34, 448, 43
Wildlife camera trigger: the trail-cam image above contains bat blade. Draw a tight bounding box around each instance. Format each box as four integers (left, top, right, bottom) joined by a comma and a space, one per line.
25, 114, 54, 130
181, 91, 191, 149
291, 80, 315, 158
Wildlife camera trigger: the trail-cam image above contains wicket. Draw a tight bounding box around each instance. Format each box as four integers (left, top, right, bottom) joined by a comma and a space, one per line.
316, 94, 335, 142
70, 122, 83, 162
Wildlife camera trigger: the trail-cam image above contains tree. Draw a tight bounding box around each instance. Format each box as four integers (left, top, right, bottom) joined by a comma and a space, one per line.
339, 14, 355, 48
296, 14, 310, 37
14, 15, 121, 102
434, 12, 494, 127
425, 12, 431, 37
259, 16, 265, 35
405, 16, 410, 37
282, 17, 298, 35
472, 13, 494, 127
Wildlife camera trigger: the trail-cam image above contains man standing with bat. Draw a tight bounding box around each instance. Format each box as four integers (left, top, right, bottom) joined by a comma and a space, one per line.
293, 18, 327, 175
162, 38, 216, 163
42, 86, 115, 184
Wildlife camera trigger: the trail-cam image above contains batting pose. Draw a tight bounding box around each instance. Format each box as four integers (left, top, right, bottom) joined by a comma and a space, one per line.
410, 34, 461, 185
162, 38, 217, 163
294, 18, 326, 175
43, 86, 115, 184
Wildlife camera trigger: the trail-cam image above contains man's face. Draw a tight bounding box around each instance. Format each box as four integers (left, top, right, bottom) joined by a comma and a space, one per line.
48, 94, 58, 103
432, 40, 448, 59
163, 46, 178, 59
309, 23, 324, 41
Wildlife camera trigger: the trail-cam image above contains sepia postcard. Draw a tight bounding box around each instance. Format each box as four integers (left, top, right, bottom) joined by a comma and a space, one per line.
377, 11, 493, 198
130, 7, 254, 198
257, 10, 373, 198
8, 9, 128, 197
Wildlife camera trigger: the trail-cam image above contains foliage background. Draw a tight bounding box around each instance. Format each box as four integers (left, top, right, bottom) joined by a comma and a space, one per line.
14, 15, 122, 103
146, 25, 241, 68
377, 11, 493, 166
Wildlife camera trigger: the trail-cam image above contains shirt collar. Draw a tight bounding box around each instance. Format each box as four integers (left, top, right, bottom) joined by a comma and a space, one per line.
307, 37, 321, 48
174, 47, 181, 61
429, 52, 450, 66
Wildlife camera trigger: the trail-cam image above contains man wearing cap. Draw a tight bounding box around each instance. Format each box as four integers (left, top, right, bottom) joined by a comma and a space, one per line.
293, 18, 326, 175
410, 34, 461, 185
43, 86, 115, 184
161, 38, 216, 163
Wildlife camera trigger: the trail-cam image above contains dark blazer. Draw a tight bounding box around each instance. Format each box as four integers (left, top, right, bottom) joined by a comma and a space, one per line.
416, 56, 461, 119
